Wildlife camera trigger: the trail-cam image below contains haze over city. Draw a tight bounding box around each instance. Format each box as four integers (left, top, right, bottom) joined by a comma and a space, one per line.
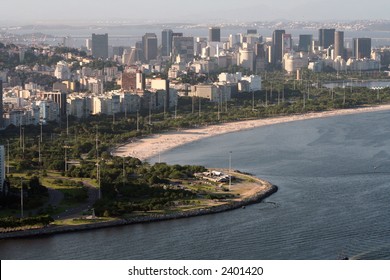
3, 0, 390, 269
1, 0, 389, 24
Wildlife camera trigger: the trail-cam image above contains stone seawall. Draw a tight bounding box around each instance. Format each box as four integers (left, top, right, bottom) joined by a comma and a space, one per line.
0, 185, 278, 240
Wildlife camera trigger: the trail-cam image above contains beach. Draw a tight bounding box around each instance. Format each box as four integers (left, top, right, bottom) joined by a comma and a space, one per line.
112, 104, 390, 161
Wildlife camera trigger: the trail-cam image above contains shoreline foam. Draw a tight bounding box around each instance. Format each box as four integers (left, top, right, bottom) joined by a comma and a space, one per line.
112, 104, 390, 161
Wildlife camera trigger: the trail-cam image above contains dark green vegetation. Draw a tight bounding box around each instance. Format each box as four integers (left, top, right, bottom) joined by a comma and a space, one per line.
95, 161, 206, 217
0, 176, 48, 213
0, 215, 53, 228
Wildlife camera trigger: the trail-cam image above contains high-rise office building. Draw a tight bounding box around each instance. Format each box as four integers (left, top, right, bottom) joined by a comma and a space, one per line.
91, 33, 109, 59
319, 29, 335, 49
353, 38, 372, 59
172, 36, 194, 63
0, 145, 5, 194
142, 33, 158, 62
0, 80, 3, 129
283, 34, 292, 54
162, 29, 173, 57
334, 31, 345, 59
209, 27, 221, 42
272, 29, 285, 65
247, 29, 257, 35
42, 92, 67, 117
299, 35, 313, 52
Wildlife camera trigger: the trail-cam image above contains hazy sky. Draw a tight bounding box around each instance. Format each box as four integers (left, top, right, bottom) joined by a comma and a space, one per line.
1, 0, 389, 24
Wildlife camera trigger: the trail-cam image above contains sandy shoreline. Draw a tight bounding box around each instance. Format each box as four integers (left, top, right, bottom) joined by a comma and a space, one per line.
112, 104, 390, 161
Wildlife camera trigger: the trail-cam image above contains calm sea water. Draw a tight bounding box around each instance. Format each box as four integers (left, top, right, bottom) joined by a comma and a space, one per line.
6, 25, 390, 47
1, 110, 390, 260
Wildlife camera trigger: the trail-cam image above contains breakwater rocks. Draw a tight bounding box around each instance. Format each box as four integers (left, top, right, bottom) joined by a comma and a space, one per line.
0, 184, 278, 240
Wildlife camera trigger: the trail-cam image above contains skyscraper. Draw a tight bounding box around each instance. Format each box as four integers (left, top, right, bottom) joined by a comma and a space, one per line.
283, 34, 292, 54
142, 33, 158, 62
172, 36, 194, 63
247, 29, 257, 35
209, 27, 221, 42
0, 80, 3, 129
319, 29, 335, 49
334, 31, 345, 59
42, 92, 67, 117
272, 29, 285, 65
299, 35, 313, 52
91, 33, 109, 59
161, 29, 173, 57
353, 38, 372, 59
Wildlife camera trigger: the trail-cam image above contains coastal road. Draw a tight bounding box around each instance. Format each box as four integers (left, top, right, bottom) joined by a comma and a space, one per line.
54, 181, 100, 220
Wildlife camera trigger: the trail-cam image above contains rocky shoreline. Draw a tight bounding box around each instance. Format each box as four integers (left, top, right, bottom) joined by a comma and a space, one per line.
0, 184, 278, 240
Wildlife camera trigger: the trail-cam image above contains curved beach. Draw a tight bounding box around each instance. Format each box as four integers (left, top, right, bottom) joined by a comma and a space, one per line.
113, 104, 390, 161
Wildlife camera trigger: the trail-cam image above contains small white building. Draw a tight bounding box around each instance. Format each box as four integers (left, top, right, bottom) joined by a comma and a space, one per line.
283, 53, 309, 74
241, 75, 262, 91
54, 61, 71, 80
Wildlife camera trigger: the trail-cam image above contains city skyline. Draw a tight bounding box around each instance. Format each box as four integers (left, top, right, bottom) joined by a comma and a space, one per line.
0, 0, 389, 25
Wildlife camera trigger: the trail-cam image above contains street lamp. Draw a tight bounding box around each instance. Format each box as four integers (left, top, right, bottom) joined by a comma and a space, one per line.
6, 139, 10, 174
22, 127, 25, 154
64, 145, 70, 173
40, 120, 43, 143
66, 110, 69, 136
229, 151, 232, 191
20, 177, 24, 218
38, 136, 41, 165
136, 110, 140, 132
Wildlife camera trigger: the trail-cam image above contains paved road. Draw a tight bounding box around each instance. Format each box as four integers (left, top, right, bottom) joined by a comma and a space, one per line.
55, 182, 100, 219
36, 178, 100, 220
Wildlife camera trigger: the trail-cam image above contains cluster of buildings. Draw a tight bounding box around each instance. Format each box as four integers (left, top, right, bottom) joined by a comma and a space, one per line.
1, 25, 390, 130
86, 27, 384, 76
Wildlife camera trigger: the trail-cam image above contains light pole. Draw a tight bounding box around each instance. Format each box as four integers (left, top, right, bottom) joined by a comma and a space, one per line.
40, 121, 43, 143
38, 136, 41, 166
136, 110, 140, 132
6, 139, 10, 174
22, 127, 25, 155
218, 92, 221, 121
19, 123, 22, 148
229, 151, 232, 191
149, 96, 152, 125
66, 111, 69, 136
198, 97, 201, 117
252, 90, 255, 111
64, 145, 70, 173
122, 157, 125, 188
343, 86, 346, 106
20, 177, 24, 218
124, 98, 127, 119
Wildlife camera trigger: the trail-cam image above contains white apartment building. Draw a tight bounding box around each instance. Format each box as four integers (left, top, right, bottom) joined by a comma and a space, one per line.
219, 72, 262, 92
67, 96, 92, 118
238, 48, 254, 71
54, 61, 71, 80
283, 53, 309, 74
36, 100, 60, 123
241, 75, 262, 91
190, 84, 219, 102
120, 93, 141, 113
